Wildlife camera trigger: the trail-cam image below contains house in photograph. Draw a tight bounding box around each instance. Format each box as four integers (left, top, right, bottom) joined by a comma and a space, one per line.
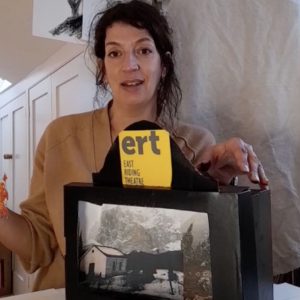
80, 245, 127, 278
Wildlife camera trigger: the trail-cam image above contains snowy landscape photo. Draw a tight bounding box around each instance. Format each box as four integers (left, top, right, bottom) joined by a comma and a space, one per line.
78, 202, 213, 300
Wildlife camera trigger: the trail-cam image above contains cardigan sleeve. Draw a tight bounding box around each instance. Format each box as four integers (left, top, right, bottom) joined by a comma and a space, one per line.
19, 129, 58, 273
171, 121, 216, 167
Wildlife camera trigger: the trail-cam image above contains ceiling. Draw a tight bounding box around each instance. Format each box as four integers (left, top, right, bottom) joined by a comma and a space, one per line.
0, 0, 66, 89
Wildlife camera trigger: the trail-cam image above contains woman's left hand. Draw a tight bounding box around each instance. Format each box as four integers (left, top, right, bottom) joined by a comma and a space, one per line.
198, 137, 269, 188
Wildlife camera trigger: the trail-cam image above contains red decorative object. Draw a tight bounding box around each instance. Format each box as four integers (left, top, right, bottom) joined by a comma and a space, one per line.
0, 175, 8, 218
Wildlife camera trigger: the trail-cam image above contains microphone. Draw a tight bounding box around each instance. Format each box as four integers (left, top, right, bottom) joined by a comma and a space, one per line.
92, 120, 218, 191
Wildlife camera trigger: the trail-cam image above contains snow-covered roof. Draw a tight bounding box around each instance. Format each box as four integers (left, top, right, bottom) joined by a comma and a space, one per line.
80, 244, 125, 261
98, 246, 124, 257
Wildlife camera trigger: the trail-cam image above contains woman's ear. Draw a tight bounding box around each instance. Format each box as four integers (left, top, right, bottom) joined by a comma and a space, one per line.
161, 51, 171, 79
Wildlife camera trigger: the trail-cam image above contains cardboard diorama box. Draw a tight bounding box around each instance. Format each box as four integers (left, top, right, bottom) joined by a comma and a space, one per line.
64, 184, 273, 300
64, 122, 273, 299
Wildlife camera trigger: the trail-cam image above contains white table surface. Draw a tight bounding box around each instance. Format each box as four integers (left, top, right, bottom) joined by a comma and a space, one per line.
1, 283, 300, 299
274, 283, 300, 300
0, 288, 65, 300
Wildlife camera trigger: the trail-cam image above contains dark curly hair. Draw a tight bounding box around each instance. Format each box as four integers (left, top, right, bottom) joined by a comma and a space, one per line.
89, 0, 182, 123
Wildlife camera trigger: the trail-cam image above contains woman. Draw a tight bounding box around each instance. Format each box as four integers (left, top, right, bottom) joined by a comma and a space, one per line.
0, 0, 268, 291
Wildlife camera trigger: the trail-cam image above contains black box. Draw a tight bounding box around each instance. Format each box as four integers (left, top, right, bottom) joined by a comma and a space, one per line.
64, 184, 273, 300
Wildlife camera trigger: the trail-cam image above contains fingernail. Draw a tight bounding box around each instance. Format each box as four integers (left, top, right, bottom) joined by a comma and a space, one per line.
243, 164, 250, 172
261, 185, 270, 190
251, 173, 260, 183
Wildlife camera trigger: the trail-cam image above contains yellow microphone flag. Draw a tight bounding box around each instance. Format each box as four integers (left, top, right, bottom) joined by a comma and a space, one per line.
119, 130, 172, 188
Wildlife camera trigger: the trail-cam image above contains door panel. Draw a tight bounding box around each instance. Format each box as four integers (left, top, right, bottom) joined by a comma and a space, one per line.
0, 109, 13, 211
12, 104, 28, 213
52, 54, 95, 118
29, 78, 52, 175
0, 92, 28, 295
0, 52, 98, 295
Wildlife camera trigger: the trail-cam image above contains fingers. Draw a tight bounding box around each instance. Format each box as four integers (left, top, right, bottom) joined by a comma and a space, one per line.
200, 138, 269, 188
199, 140, 246, 185
245, 143, 269, 187
214, 138, 249, 174
258, 165, 269, 189
245, 144, 260, 182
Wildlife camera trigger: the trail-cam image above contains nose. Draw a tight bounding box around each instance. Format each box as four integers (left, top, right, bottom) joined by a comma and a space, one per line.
122, 51, 140, 72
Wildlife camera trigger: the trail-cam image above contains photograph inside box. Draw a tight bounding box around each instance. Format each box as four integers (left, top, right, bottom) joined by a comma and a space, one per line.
78, 203, 212, 299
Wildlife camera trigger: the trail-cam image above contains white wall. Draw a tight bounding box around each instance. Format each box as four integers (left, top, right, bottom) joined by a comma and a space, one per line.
168, 0, 300, 275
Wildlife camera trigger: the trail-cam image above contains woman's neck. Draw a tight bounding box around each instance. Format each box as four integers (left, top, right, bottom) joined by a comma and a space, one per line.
108, 100, 157, 140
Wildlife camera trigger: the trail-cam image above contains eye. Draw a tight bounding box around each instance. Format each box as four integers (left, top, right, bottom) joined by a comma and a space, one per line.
107, 50, 122, 58
137, 47, 153, 56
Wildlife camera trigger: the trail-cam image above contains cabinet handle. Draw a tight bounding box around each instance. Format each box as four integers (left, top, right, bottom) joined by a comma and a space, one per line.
3, 154, 13, 160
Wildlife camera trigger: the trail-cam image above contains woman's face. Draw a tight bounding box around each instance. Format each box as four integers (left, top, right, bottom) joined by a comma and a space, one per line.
103, 22, 163, 110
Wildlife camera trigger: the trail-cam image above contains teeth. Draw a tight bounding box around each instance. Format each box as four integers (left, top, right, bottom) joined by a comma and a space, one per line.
122, 80, 142, 86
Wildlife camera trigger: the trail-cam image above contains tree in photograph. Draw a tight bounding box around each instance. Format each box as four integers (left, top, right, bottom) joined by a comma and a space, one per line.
182, 224, 212, 299
181, 223, 194, 264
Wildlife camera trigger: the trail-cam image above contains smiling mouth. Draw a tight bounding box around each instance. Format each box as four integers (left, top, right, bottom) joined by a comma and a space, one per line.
121, 80, 144, 87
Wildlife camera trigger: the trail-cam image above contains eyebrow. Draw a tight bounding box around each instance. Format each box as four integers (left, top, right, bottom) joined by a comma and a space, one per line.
105, 37, 154, 47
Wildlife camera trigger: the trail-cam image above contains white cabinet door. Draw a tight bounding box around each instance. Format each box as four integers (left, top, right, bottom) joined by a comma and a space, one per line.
0, 93, 28, 212
12, 97, 29, 214
0, 108, 12, 211
51, 54, 95, 118
0, 51, 97, 295
29, 77, 52, 175
0, 92, 29, 295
